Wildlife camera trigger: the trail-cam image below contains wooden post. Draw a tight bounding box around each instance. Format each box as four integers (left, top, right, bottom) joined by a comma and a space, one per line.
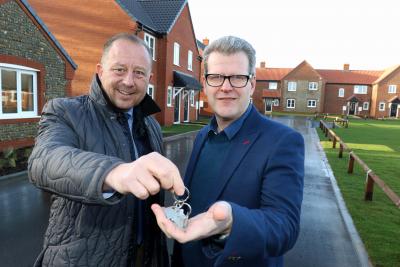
332, 136, 337, 148
339, 143, 343, 158
348, 152, 354, 173
364, 171, 374, 201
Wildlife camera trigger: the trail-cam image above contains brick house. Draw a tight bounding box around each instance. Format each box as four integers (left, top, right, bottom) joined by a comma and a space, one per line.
29, 0, 202, 126
254, 63, 291, 113
0, 0, 76, 150
255, 62, 400, 118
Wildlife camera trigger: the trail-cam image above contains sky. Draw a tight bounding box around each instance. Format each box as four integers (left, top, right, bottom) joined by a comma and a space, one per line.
187, 0, 400, 71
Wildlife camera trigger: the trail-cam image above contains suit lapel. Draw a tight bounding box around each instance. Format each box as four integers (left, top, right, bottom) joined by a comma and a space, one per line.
184, 128, 209, 185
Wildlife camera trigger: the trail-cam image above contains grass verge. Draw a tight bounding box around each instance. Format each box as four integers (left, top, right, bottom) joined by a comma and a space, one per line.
317, 118, 400, 267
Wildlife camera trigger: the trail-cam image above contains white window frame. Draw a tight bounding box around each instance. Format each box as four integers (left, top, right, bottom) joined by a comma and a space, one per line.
308, 82, 318, 90
147, 84, 154, 99
287, 98, 295, 108
269, 82, 277, 90
288, 81, 297, 91
173, 42, 180, 66
363, 102, 369, 110
338, 88, 345, 97
379, 102, 385, 111
388, 85, 397, 93
307, 99, 317, 108
190, 90, 195, 106
144, 33, 156, 60
0, 64, 38, 119
354, 85, 368, 94
167, 86, 172, 107
187, 50, 193, 71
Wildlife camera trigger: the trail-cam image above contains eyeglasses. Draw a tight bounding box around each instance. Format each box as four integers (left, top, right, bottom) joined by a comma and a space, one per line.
205, 74, 253, 88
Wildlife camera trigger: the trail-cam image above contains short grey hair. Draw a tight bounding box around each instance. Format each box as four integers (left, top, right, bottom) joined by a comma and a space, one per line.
203, 36, 256, 75
101, 33, 152, 68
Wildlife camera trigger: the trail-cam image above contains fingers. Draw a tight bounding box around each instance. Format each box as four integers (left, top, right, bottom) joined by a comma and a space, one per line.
103, 152, 185, 199
139, 152, 185, 196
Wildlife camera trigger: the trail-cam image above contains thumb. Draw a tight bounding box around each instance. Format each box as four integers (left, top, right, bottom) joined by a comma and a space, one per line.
211, 201, 231, 221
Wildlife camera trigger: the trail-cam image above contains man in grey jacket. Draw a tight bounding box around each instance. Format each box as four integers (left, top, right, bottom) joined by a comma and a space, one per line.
28, 33, 184, 266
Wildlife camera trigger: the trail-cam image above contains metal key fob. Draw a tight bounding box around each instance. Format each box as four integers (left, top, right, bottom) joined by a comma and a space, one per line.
163, 187, 191, 229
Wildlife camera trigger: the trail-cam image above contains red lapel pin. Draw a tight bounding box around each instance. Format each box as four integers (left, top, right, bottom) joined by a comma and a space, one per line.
242, 139, 250, 145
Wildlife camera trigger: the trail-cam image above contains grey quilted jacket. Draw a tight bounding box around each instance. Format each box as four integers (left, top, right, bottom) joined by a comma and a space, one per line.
28, 76, 168, 266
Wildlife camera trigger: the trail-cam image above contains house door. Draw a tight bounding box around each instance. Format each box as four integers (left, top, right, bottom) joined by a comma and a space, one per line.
349, 102, 356, 115
265, 99, 273, 112
174, 90, 181, 123
390, 103, 398, 117
183, 92, 189, 122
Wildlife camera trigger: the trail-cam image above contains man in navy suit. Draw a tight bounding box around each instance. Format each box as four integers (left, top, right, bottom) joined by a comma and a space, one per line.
152, 36, 304, 266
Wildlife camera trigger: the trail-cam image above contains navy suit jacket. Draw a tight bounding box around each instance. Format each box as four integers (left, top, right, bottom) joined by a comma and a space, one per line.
174, 106, 304, 267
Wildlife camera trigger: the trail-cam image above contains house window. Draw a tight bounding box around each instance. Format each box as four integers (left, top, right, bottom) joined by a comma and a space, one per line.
307, 99, 317, 108
173, 42, 180, 66
144, 33, 156, 60
379, 102, 385, 111
147, 84, 154, 99
0, 64, 38, 119
287, 98, 295, 108
308, 82, 318, 90
354, 85, 368, 94
388, 85, 397, 93
288, 81, 297, 91
187, 50, 193, 71
273, 99, 279, 106
363, 102, 369, 110
338, 88, 344, 97
190, 90, 195, 106
167, 86, 172, 107
269, 82, 277, 90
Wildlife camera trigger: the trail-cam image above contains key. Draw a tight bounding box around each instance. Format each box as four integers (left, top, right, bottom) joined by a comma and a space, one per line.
163, 205, 189, 228
163, 187, 191, 229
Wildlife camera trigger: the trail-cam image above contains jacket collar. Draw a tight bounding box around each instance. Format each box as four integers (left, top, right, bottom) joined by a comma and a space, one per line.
89, 74, 161, 116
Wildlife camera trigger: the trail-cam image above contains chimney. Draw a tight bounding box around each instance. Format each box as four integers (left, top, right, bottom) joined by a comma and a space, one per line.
203, 38, 209, 46
260, 61, 266, 68
343, 63, 350, 71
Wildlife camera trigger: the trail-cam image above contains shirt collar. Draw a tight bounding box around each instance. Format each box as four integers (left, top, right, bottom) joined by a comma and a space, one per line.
208, 104, 252, 140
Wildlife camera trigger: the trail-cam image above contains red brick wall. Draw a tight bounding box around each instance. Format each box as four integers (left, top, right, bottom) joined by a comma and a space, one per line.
160, 4, 202, 125
372, 70, 400, 118
323, 84, 372, 116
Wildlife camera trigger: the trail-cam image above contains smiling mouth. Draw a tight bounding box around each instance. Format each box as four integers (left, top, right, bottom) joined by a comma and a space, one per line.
117, 88, 135, 95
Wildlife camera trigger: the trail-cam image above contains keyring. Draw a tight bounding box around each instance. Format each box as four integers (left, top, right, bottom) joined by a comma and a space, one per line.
173, 186, 190, 203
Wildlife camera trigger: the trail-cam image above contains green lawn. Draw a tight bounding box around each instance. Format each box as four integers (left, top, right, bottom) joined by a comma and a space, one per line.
161, 122, 206, 137
317, 118, 400, 267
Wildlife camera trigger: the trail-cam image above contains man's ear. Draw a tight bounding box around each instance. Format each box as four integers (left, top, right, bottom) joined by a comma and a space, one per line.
250, 76, 256, 96
148, 72, 154, 82
96, 64, 103, 78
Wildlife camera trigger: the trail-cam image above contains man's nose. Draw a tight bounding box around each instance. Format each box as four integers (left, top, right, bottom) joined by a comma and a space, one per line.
122, 72, 135, 86
220, 77, 233, 92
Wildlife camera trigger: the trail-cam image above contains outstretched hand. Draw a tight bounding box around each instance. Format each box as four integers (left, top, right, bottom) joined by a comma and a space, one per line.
151, 201, 233, 243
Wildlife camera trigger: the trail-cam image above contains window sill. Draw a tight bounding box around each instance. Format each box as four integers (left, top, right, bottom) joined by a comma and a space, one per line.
0, 116, 40, 124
